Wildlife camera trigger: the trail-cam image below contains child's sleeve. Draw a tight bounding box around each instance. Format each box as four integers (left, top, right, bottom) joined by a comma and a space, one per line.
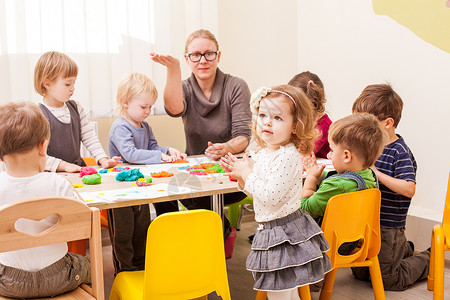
45, 155, 62, 172
301, 179, 346, 219
109, 125, 166, 164
77, 102, 108, 162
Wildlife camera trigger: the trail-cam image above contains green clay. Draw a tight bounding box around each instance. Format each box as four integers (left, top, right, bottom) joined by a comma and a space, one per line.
146, 178, 152, 183
82, 173, 102, 185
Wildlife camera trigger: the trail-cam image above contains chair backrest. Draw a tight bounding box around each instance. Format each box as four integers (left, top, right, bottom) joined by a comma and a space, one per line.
143, 209, 230, 300
442, 172, 450, 237
0, 197, 104, 299
321, 189, 381, 267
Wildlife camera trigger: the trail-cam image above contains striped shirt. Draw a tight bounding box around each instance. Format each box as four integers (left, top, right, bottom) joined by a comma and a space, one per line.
42, 101, 107, 171
375, 135, 417, 228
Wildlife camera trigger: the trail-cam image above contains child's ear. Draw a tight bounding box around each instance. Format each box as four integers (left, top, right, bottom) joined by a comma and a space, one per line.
381, 117, 395, 129
122, 98, 129, 108
43, 79, 51, 90
38, 140, 49, 157
343, 149, 352, 163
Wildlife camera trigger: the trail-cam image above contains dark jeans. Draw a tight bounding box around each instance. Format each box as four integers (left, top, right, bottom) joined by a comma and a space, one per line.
352, 226, 430, 291
181, 192, 246, 239
107, 201, 178, 275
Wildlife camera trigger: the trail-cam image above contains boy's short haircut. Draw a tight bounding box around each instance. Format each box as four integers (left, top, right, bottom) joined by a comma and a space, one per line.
116, 72, 158, 114
34, 51, 78, 96
329, 113, 385, 169
0, 102, 50, 159
352, 83, 403, 127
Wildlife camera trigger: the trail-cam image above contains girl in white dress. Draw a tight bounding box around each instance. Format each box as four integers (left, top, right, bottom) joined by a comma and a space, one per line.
221, 85, 332, 300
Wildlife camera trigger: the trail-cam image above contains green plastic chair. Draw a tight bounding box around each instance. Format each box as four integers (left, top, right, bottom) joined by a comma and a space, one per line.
226, 197, 253, 230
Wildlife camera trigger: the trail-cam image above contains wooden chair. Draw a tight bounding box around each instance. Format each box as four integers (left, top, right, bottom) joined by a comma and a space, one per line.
109, 209, 230, 300
319, 189, 385, 300
0, 197, 104, 300
427, 172, 450, 300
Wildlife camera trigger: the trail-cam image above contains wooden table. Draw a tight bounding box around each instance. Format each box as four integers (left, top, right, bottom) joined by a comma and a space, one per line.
64, 162, 239, 219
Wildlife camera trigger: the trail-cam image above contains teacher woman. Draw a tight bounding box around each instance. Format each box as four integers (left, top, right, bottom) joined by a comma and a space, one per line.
151, 29, 251, 253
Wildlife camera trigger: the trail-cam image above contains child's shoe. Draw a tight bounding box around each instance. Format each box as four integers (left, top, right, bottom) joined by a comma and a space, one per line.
224, 227, 237, 259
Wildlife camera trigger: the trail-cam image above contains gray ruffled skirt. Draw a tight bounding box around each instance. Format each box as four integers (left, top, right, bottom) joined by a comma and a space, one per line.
247, 209, 332, 291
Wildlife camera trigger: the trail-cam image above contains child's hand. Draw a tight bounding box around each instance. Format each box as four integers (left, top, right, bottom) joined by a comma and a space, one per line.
205, 141, 228, 161
306, 164, 326, 180
61, 161, 82, 173
99, 156, 121, 169
149, 53, 180, 69
167, 147, 187, 162
221, 152, 253, 179
220, 153, 237, 173
161, 153, 175, 163
301, 151, 317, 172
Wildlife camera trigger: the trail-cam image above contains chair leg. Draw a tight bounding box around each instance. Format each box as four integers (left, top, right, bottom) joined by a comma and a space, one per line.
298, 285, 311, 300
368, 256, 386, 300
319, 268, 338, 300
428, 226, 437, 291
255, 290, 267, 300
227, 203, 240, 229
236, 204, 245, 230
431, 225, 445, 300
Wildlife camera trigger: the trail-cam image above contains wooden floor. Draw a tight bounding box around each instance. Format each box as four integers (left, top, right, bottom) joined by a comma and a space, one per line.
101, 207, 450, 299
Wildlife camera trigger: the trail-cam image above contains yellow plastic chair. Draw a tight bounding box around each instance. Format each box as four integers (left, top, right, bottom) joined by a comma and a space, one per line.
109, 209, 231, 300
255, 286, 311, 300
226, 196, 253, 230
427, 172, 450, 300
319, 189, 385, 300
0, 197, 104, 300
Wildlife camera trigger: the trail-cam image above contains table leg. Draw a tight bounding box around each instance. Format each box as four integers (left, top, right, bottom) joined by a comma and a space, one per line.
211, 194, 224, 224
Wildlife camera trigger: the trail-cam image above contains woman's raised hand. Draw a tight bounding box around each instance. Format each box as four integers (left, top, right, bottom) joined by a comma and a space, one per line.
149, 53, 180, 68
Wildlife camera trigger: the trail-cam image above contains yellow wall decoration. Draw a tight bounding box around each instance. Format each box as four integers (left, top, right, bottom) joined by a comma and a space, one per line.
373, 0, 450, 53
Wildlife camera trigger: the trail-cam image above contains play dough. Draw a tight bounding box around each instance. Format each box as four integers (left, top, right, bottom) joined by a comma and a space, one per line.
82, 173, 102, 185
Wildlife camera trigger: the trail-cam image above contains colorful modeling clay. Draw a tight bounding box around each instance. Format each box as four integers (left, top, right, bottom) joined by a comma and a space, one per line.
82, 173, 102, 185
79, 166, 98, 178
73, 183, 84, 188
98, 169, 108, 173
116, 168, 144, 181
113, 166, 130, 172
228, 176, 237, 182
173, 160, 189, 164
136, 181, 151, 186
185, 163, 224, 175
151, 171, 174, 178
146, 178, 152, 183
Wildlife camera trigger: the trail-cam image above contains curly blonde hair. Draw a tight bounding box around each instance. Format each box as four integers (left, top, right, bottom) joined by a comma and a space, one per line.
251, 84, 318, 155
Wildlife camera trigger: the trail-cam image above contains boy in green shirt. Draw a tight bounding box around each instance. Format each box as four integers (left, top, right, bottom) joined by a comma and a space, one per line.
301, 113, 385, 224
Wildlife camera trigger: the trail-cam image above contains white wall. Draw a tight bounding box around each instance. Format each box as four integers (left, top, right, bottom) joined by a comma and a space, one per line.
296, 0, 450, 217
218, 0, 298, 91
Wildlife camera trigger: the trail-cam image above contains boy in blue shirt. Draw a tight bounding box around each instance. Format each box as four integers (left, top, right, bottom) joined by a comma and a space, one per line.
352, 83, 430, 290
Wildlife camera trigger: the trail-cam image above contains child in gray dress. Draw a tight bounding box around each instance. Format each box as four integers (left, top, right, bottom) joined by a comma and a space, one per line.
221, 85, 331, 300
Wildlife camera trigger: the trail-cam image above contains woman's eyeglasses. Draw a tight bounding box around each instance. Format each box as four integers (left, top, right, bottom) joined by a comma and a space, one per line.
186, 51, 219, 62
